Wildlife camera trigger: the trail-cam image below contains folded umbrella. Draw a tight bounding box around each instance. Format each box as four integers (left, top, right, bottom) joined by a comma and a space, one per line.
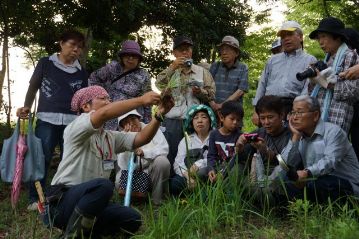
11, 119, 28, 209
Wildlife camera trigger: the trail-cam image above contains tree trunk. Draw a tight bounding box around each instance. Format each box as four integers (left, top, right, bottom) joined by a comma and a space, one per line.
6, 48, 11, 126
80, 28, 93, 69
0, 34, 8, 112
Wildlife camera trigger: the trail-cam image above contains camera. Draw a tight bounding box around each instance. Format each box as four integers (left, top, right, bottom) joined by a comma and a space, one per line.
296, 60, 328, 81
243, 133, 259, 142
184, 59, 193, 67
187, 80, 203, 88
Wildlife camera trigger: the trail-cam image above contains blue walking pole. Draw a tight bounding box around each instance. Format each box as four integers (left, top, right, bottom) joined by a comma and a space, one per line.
124, 152, 136, 206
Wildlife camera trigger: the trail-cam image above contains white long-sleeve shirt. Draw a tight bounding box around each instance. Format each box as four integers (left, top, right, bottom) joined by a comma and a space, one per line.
173, 133, 209, 177
117, 122, 169, 170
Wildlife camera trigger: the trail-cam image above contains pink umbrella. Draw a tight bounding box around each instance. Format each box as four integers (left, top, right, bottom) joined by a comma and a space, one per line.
11, 119, 28, 209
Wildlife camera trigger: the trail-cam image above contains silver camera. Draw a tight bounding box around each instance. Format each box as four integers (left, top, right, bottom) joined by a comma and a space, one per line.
184, 59, 193, 67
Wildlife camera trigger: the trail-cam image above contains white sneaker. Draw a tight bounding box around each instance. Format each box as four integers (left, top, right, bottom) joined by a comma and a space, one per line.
27, 202, 38, 211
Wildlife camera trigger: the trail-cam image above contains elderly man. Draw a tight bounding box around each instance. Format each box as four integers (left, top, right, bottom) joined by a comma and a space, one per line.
283, 95, 359, 203
253, 21, 316, 116
209, 36, 249, 112
48, 86, 173, 238
156, 36, 216, 168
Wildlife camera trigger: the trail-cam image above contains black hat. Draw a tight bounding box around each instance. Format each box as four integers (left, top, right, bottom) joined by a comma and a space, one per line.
173, 36, 193, 50
343, 28, 359, 51
309, 17, 346, 39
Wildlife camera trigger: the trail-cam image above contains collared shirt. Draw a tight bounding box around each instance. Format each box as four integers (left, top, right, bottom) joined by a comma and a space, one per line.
210, 60, 248, 104
51, 112, 136, 186
174, 133, 210, 177
285, 120, 359, 196
49, 53, 82, 73
253, 49, 316, 105
156, 64, 216, 119
88, 61, 152, 129
310, 48, 359, 133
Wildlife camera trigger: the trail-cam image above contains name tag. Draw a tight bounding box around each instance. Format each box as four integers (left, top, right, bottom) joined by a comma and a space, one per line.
103, 160, 115, 171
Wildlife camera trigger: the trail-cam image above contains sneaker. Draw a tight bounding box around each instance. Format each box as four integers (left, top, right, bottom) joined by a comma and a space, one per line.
27, 202, 38, 211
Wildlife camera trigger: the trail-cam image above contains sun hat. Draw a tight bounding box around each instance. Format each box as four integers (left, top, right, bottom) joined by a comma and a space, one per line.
173, 36, 193, 50
217, 36, 240, 50
184, 104, 217, 133
71, 86, 109, 112
118, 109, 142, 125
343, 28, 359, 50
277, 21, 302, 36
118, 40, 143, 59
271, 38, 282, 49
309, 17, 346, 39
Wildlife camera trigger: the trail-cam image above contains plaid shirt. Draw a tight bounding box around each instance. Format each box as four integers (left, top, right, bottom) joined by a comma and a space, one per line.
88, 61, 152, 130
210, 60, 248, 104
310, 48, 359, 133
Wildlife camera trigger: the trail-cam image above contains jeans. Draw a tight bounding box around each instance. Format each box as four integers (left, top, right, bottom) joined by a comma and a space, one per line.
28, 119, 66, 202
51, 178, 141, 236
283, 174, 353, 203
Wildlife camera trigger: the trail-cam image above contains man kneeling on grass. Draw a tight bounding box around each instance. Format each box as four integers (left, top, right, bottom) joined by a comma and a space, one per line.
282, 95, 359, 203
48, 86, 173, 238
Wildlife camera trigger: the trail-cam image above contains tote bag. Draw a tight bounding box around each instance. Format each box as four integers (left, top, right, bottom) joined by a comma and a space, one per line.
1, 113, 45, 182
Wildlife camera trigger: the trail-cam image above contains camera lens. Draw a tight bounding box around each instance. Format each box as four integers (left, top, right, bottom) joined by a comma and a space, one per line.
296, 67, 316, 81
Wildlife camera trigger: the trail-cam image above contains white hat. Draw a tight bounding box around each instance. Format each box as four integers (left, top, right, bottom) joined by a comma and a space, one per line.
118, 110, 142, 124
277, 21, 302, 36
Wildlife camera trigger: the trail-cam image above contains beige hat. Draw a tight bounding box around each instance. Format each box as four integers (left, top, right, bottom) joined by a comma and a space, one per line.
118, 109, 142, 125
217, 36, 240, 50
277, 21, 302, 36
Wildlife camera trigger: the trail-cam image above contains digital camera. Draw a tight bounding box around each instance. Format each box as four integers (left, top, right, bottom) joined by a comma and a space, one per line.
296, 60, 328, 81
184, 59, 193, 67
243, 133, 259, 142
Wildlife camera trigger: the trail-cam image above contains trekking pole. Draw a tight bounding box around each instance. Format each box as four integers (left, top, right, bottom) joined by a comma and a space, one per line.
124, 152, 136, 206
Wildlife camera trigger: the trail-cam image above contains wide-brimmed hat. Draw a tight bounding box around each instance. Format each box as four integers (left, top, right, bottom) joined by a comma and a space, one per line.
118, 40, 143, 60
343, 28, 359, 50
309, 17, 346, 39
277, 21, 302, 36
118, 109, 142, 125
173, 36, 193, 50
184, 104, 217, 134
217, 36, 240, 50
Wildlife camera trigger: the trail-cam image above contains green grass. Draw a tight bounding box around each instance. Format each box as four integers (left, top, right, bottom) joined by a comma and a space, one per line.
2, 164, 359, 239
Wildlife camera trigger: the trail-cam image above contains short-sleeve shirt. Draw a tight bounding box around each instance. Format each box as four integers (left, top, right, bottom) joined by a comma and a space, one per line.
51, 112, 136, 186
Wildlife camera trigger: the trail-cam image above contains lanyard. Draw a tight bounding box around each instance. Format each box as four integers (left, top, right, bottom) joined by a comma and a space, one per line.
95, 134, 113, 160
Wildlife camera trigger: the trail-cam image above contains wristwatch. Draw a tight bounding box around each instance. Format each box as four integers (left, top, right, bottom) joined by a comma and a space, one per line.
154, 113, 164, 122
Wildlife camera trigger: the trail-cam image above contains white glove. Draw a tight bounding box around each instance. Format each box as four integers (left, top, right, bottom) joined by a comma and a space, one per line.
320, 67, 337, 84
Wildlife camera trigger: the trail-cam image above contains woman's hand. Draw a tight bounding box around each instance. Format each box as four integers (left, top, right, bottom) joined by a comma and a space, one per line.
208, 170, 217, 183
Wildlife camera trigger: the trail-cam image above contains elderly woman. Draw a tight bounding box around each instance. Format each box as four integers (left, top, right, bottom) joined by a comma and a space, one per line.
308, 17, 359, 133
88, 40, 151, 130
170, 104, 217, 195
16, 30, 88, 210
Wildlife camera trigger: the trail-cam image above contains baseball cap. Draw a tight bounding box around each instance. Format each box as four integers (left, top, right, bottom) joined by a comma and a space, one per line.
217, 36, 239, 50
173, 36, 193, 50
118, 110, 142, 125
277, 21, 302, 36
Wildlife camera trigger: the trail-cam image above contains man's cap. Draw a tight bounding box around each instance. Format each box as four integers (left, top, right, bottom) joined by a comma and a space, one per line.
217, 36, 240, 50
118, 109, 142, 125
271, 38, 282, 49
277, 21, 302, 36
173, 36, 193, 50
309, 17, 346, 39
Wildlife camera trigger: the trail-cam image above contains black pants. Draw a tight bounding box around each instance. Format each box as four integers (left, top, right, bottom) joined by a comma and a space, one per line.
51, 178, 141, 236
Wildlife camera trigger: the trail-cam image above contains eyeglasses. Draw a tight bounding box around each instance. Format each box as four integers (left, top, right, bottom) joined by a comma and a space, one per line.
289, 111, 315, 117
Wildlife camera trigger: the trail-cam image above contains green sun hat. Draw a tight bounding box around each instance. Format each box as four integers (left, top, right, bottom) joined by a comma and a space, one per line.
184, 104, 217, 133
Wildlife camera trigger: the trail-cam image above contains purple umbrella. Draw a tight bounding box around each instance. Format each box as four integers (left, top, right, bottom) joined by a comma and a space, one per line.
11, 120, 28, 209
